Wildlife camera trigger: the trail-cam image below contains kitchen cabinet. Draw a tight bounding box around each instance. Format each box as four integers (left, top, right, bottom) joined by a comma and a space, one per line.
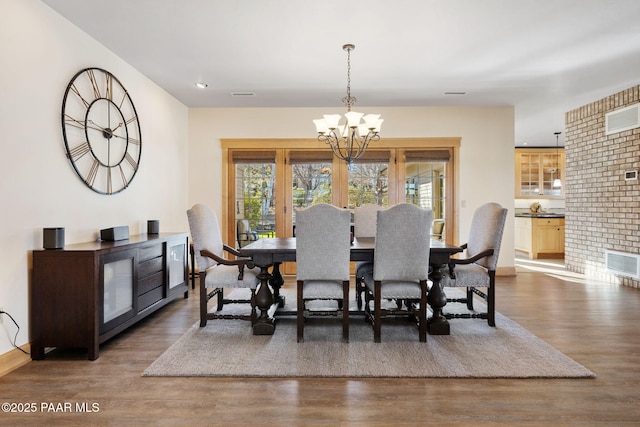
515, 148, 565, 199
515, 216, 565, 259
31, 233, 188, 360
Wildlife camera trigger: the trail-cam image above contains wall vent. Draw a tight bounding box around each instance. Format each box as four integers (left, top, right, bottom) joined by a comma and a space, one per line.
605, 250, 640, 279
605, 104, 640, 135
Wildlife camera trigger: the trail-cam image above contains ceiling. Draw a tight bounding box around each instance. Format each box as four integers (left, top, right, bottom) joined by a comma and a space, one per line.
41, 0, 640, 147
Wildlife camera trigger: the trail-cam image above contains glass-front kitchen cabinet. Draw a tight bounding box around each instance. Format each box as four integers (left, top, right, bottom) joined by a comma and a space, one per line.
515, 148, 565, 199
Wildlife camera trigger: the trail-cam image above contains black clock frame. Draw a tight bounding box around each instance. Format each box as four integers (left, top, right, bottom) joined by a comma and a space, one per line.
61, 67, 142, 195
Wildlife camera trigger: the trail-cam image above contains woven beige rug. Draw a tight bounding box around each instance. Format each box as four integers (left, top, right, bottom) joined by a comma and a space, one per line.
143, 289, 595, 378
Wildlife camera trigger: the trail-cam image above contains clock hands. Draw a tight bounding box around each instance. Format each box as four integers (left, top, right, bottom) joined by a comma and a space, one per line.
87, 120, 125, 139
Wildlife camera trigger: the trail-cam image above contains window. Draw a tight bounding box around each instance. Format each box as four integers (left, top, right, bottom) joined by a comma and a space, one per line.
222, 139, 458, 245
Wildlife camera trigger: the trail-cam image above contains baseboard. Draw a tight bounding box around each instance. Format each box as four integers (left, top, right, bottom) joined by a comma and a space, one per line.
497, 266, 517, 276
0, 344, 31, 377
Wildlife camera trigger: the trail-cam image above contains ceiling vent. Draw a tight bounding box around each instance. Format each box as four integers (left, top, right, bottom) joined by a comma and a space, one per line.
605, 250, 640, 279
605, 104, 640, 135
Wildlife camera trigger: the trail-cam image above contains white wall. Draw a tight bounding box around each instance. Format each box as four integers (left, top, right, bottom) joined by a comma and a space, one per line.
188, 105, 516, 268
0, 0, 189, 356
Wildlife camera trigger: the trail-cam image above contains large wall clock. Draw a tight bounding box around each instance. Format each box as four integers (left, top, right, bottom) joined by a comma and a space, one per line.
61, 67, 142, 195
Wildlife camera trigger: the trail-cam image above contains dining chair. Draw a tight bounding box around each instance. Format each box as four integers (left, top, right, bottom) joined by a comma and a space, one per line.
439, 202, 508, 326
353, 204, 385, 310
296, 204, 351, 343
363, 204, 432, 342
236, 219, 258, 249
187, 204, 259, 327
431, 219, 445, 240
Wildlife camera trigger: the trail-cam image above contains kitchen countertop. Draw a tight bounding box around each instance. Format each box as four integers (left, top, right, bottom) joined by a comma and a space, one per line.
515, 212, 565, 218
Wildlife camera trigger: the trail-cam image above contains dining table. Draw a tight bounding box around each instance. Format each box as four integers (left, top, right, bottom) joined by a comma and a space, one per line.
238, 237, 462, 336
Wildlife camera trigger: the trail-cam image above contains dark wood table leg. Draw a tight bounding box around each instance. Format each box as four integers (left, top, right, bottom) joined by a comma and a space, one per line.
428, 263, 450, 335
252, 264, 276, 335
269, 262, 285, 307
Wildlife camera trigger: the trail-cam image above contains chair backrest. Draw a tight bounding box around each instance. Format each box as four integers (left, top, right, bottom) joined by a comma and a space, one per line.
187, 204, 224, 271
296, 204, 351, 282
354, 204, 385, 238
431, 219, 445, 240
236, 219, 253, 248
374, 204, 432, 282
466, 202, 508, 270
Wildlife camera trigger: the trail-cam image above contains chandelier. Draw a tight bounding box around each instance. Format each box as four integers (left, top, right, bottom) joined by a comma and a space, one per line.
313, 44, 383, 165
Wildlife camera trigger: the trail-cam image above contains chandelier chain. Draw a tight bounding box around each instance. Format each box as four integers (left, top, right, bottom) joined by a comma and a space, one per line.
342, 44, 356, 110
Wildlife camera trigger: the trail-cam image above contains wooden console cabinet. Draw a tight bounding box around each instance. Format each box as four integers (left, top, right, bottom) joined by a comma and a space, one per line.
31, 233, 189, 360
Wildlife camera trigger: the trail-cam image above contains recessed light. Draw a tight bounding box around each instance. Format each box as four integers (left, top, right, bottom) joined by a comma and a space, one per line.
444, 91, 466, 95
231, 92, 256, 97
195, 82, 208, 89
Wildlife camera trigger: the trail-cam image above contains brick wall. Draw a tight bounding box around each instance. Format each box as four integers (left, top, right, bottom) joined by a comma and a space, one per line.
565, 85, 640, 288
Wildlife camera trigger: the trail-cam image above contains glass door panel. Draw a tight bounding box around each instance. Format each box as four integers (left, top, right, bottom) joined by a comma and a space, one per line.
541, 153, 562, 196
235, 162, 276, 238
404, 150, 451, 241
347, 162, 389, 208
103, 258, 133, 323
519, 153, 541, 196
290, 158, 333, 235
168, 242, 186, 292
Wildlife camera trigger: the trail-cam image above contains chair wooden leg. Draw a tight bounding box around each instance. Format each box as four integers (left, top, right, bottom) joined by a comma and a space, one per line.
374, 280, 382, 343
466, 287, 474, 310
217, 290, 224, 311
199, 273, 208, 327
342, 280, 349, 343
355, 276, 363, 310
487, 272, 496, 326
297, 280, 304, 343
419, 280, 427, 342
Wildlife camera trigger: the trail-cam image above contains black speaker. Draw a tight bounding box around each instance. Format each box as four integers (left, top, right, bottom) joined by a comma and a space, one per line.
147, 220, 160, 234
100, 226, 130, 241
43, 227, 65, 249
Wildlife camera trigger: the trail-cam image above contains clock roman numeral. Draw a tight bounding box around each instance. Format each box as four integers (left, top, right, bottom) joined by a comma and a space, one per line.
117, 92, 128, 110
86, 159, 100, 188
124, 152, 138, 169
117, 165, 128, 189
106, 167, 112, 194
69, 83, 90, 108
87, 69, 102, 99
68, 141, 92, 162
105, 73, 113, 101
64, 115, 86, 130
125, 115, 138, 125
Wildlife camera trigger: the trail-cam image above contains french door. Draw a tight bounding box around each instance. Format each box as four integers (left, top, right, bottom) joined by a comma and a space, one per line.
223, 139, 458, 254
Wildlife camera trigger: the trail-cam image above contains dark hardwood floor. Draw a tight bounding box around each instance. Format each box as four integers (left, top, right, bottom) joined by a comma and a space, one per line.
2, 259, 640, 426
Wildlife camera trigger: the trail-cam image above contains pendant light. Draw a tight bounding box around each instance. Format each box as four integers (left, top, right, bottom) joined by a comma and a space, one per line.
553, 132, 562, 188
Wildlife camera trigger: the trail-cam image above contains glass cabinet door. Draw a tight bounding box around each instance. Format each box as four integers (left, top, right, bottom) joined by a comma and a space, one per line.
516, 149, 564, 198
519, 152, 541, 196
168, 241, 187, 293
101, 250, 136, 333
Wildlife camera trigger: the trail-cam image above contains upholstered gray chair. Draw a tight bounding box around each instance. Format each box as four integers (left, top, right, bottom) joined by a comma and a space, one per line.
353, 204, 385, 310
363, 204, 432, 342
236, 219, 258, 248
439, 202, 508, 326
187, 204, 259, 327
296, 204, 351, 343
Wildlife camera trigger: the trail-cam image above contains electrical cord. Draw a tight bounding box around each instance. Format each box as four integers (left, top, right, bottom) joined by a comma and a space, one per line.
0, 310, 30, 355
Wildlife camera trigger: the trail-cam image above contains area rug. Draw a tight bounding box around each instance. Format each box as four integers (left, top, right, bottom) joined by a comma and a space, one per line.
143, 289, 595, 378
